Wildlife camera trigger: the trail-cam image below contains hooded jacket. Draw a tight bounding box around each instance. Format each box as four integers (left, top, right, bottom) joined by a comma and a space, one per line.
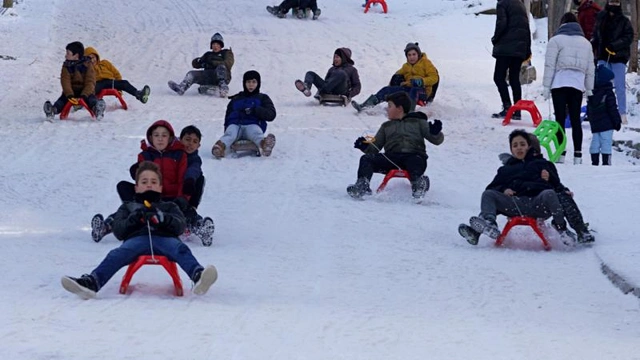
84, 47, 122, 82
587, 65, 622, 133
395, 53, 439, 98
136, 120, 187, 199
224, 71, 276, 132
592, 5, 634, 63
363, 111, 444, 156
325, 48, 361, 98
543, 22, 595, 92
61, 57, 96, 97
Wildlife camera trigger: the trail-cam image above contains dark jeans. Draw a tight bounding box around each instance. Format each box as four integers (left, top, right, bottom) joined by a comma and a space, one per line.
357, 152, 427, 182
557, 190, 588, 233
278, 0, 318, 11
493, 56, 523, 107
90, 235, 203, 290
304, 70, 348, 96
551, 87, 584, 153
52, 92, 98, 113
375, 86, 422, 102
183, 65, 228, 89
186, 176, 205, 209
95, 79, 138, 97
480, 189, 565, 227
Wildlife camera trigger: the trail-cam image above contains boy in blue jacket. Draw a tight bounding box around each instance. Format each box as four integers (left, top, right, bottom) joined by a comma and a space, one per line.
212, 70, 277, 158
587, 64, 622, 165
62, 161, 217, 299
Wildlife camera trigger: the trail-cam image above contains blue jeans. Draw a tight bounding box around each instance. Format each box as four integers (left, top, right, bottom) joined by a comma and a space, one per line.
91, 235, 203, 290
597, 60, 626, 114
375, 86, 422, 102
219, 124, 264, 148
590, 130, 613, 155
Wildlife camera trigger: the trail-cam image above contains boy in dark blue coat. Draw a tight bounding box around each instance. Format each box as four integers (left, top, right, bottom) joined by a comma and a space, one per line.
212, 70, 277, 158
587, 64, 622, 165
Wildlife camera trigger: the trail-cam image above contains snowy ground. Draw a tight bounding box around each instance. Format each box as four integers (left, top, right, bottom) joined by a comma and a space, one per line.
1, 0, 639, 359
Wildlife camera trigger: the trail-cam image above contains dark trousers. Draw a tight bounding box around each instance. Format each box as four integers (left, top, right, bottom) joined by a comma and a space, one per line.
493, 56, 523, 107
183, 65, 228, 89
304, 70, 348, 96
278, 0, 318, 11
357, 152, 427, 182
186, 176, 205, 209
95, 79, 138, 97
557, 190, 588, 233
52, 92, 98, 114
376, 86, 422, 103
551, 87, 584, 154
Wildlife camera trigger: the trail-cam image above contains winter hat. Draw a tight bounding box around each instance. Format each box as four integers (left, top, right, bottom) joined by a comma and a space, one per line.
334, 47, 355, 65
242, 70, 261, 93
210, 33, 224, 48
594, 64, 614, 87
404, 42, 421, 56
385, 91, 412, 114
66, 41, 85, 57
146, 119, 176, 145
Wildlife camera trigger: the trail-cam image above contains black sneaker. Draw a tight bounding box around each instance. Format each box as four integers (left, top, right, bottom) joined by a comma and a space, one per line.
511, 110, 521, 120
552, 220, 578, 246
411, 176, 429, 199
192, 265, 218, 295
469, 216, 501, 239
312, 8, 321, 20
137, 85, 150, 104
347, 178, 370, 199
459, 223, 481, 245
577, 230, 595, 244
43, 101, 55, 121
61, 274, 99, 299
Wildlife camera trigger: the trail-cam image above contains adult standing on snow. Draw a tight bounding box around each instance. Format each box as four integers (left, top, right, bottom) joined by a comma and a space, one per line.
573, 0, 601, 41
591, 0, 633, 125
490, 0, 531, 120
542, 12, 595, 165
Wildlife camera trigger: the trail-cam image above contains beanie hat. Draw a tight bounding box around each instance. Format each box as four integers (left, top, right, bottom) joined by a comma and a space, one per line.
242, 70, 261, 93
66, 41, 85, 57
385, 91, 412, 114
210, 33, 224, 48
404, 42, 421, 56
595, 64, 614, 87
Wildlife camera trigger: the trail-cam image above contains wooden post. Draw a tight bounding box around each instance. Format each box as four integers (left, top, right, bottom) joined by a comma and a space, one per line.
629, 0, 640, 73
548, 0, 573, 39
3, 0, 13, 8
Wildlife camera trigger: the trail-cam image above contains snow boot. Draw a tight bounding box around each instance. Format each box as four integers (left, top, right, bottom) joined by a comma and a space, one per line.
491, 103, 512, 119
218, 81, 229, 98
192, 265, 218, 295
351, 95, 379, 112
212, 140, 226, 159
411, 176, 429, 199
260, 133, 276, 157
312, 8, 321, 20
591, 153, 599, 166
136, 85, 150, 104
511, 110, 521, 120
469, 215, 501, 239
556, 151, 566, 164
195, 217, 215, 246
602, 154, 611, 166
198, 85, 219, 97
61, 274, 99, 299
168, 80, 187, 95
94, 99, 106, 120
458, 223, 481, 245
347, 177, 371, 199
267, 5, 286, 17
577, 229, 595, 244
552, 220, 578, 246
43, 101, 55, 121
91, 214, 112, 242
295, 79, 311, 97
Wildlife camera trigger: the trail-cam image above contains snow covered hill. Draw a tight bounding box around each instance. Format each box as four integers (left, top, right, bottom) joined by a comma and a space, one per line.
1, 0, 639, 359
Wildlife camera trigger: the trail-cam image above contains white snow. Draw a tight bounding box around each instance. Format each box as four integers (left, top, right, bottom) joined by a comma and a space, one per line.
1, 0, 639, 359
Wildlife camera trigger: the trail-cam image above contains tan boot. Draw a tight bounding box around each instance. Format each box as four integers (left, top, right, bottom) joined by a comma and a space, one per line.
260, 134, 276, 157
211, 140, 226, 159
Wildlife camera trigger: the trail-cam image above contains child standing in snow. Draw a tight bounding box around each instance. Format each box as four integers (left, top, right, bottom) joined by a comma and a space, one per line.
43, 41, 106, 120
587, 64, 622, 166
347, 91, 444, 200
352, 42, 439, 112
168, 33, 234, 97
212, 70, 277, 158
84, 46, 151, 104
63, 161, 217, 299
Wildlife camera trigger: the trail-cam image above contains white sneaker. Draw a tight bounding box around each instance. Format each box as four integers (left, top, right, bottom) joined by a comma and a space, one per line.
556, 155, 565, 164
193, 266, 218, 295
573, 157, 582, 165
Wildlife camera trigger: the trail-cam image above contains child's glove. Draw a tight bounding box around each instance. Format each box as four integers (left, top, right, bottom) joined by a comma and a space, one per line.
67, 97, 79, 105
542, 87, 551, 100
410, 78, 424, 87
614, 122, 622, 131
353, 136, 368, 151
429, 119, 442, 135
144, 209, 165, 225
389, 74, 404, 86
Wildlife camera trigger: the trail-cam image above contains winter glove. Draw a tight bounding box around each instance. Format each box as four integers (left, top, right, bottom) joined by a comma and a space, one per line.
389, 74, 405, 86
192, 57, 202, 68
429, 119, 442, 135
410, 78, 424, 88
144, 209, 165, 225
614, 122, 622, 131
183, 178, 196, 195
542, 87, 551, 100
127, 208, 146, 224
605, 48, 616, 56
353, 136, 369, 151
67, 97, 79, 106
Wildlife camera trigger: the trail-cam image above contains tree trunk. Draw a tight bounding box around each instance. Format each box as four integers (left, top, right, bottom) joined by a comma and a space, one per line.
531, 0, 547, 18
3, 0, 13, 8
548, 0, 572, 39
629, 0, 640, 73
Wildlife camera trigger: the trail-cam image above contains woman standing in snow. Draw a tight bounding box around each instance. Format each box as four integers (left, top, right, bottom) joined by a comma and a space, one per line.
542, 12, 595, 165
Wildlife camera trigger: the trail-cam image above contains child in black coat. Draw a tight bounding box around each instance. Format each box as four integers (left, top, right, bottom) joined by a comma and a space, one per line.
587, 64, 622, 165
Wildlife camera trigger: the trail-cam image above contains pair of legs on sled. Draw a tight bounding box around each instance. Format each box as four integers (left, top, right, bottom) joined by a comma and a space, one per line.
347, 152, 430, 199
95, 79, 150, 104
296, 69, 349, 100
352, 77, 439, 113
169, 65, 230, 97
92, 177, 215, 246
267, 0, 321, 19
44, 91, 107, 120
212, 124, 277, 158
461, 189, 594, 246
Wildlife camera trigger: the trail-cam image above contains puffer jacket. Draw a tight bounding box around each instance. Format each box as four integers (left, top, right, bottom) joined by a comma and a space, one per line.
587, 65, 622, 133
395, 53, 439, 98
111, 191, 186, 241
192, 48, 234, 81
486, 149, 563, 196
543, 22, 595, 92
491, 0, 531, 59
592, 6, 634, 63
61, 57, 95, 97
224, 92, 276, 132
364, 111, 444, 155
84, 47, 122, 82
325, 48, 361, 98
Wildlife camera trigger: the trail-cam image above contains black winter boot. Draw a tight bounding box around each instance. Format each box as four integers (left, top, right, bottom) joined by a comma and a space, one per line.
351, 95, 379, 112
591, 153, 599, 166
347, 178, 372, 199
602, 154, 611, 166
491, 103, 511, 119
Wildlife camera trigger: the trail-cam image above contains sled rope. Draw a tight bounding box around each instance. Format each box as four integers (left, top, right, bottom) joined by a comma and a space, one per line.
144, 200, 157, 262
363, 134, 402, 170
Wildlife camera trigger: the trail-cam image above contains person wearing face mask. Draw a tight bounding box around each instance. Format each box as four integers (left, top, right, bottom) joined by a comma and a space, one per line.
591, 0, 633, 125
